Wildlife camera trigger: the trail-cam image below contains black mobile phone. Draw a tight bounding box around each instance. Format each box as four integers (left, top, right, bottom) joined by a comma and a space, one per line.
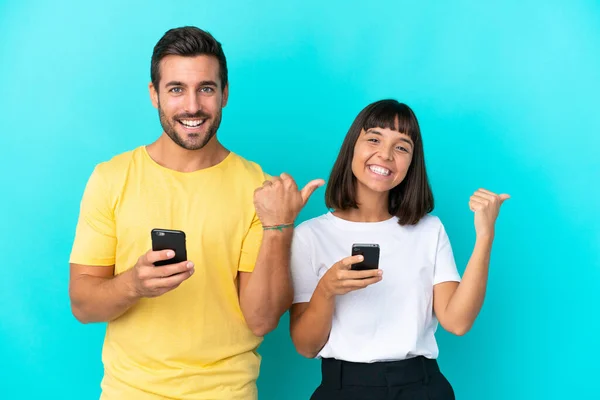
350, 243, 380, 270
151, 228, 187, 266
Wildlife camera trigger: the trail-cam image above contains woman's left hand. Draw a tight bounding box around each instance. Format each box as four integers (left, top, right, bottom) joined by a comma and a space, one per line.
469, 188, 510, 238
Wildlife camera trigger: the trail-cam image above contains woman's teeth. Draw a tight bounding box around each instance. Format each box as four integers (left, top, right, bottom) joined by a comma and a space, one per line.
369, 165, 391, 176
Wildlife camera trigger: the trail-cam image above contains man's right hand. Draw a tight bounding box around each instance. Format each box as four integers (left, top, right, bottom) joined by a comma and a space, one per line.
127, 250, 194, 298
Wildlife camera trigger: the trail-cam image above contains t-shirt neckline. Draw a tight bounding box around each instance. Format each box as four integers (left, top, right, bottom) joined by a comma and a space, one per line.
141, 145, 234, 176
325, 211, 398, 231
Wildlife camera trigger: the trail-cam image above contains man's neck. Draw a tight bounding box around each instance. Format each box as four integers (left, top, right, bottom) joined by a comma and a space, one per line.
146, 134, 230, 173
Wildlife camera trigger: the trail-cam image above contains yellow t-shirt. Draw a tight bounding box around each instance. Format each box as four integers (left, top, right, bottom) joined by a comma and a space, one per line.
70, 146, 269, 400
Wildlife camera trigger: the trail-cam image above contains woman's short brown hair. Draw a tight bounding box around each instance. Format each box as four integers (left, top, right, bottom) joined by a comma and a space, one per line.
325, 99, 434, 225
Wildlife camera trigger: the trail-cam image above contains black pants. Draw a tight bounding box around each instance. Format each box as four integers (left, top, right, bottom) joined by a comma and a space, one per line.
310, 356, 455, 400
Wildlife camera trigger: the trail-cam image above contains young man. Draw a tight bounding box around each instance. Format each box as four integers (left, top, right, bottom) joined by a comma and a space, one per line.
68, 26, 323, 400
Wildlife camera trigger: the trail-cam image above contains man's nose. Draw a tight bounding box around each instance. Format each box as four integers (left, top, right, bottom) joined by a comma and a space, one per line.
184, 93, 201, 114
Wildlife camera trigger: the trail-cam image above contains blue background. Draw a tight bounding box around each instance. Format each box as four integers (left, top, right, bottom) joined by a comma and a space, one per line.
1, 0, 599, 398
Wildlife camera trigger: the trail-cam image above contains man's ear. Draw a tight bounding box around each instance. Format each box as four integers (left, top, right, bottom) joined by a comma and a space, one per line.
149, 82, 159, 109
221, 82, 229, 108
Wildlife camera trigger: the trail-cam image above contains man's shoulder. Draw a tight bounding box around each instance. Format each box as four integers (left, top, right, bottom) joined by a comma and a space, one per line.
85, 147, 143, 195
227, 152, 268, 180
92, 147, 141, 178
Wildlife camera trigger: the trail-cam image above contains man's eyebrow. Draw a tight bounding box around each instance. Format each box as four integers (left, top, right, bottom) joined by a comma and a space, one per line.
198, 80, 218, 87
165, 80, 218, 88
165, 81, 185, 87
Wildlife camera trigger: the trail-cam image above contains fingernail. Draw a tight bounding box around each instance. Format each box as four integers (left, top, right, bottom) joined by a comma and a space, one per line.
167, 251, 174, 258
378, 270, 383, 275
358, 255, 364, 261
189, 269, 194, 275
187, 262, 194, 269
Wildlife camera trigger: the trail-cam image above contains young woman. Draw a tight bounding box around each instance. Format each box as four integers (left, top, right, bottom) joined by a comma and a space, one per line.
289, 99, 509, 400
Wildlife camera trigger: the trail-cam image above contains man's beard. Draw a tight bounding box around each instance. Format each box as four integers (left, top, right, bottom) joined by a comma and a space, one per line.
158, 103, 222, 151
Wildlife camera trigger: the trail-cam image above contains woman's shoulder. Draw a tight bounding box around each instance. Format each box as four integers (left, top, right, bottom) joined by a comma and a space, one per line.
417, 213, 442, 226
406, 213, 445, 234
291, 213, 332, 251
295, 212, 332, 234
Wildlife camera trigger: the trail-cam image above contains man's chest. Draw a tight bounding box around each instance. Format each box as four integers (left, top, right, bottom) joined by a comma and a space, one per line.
110, 178, 255, 273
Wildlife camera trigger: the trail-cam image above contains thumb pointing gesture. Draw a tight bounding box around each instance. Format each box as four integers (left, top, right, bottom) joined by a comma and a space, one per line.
253, 174, 325, 227
470, 188, 510, 238
300, 179, 325, 205
499, 194, 511, 204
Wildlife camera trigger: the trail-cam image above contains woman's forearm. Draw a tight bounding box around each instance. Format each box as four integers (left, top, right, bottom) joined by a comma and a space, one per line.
290, 283, 336, 358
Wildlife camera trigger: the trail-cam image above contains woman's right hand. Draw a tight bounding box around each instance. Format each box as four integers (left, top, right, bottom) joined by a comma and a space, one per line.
318, 255, 383, 298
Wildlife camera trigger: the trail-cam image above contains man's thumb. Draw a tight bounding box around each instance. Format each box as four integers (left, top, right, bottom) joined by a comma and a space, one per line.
300, 179, 325, 204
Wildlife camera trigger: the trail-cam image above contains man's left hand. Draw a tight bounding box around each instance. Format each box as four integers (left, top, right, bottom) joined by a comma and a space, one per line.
253, 173, 324, 227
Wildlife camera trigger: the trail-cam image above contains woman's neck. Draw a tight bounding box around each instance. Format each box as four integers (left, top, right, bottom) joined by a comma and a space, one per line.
333, 184, 391, 222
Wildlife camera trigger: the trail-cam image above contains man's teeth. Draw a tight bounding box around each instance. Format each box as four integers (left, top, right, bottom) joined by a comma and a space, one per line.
369, 165, 391, 176
180, 119, 205, 127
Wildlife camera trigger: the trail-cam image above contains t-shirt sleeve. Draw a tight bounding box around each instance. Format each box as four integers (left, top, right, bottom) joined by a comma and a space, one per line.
238, 212, 264, 272
290, 229, 319, 304
238, 168, 270, 272
433, 222, 461, 285
69, 165, 117, 266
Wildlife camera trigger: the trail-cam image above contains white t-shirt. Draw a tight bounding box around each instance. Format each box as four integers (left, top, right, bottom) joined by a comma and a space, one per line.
290, 212, 461, 363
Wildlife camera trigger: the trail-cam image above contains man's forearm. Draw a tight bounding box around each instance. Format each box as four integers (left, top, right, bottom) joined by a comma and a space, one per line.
240, 229, 293, 336
70, 270, 139, 323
